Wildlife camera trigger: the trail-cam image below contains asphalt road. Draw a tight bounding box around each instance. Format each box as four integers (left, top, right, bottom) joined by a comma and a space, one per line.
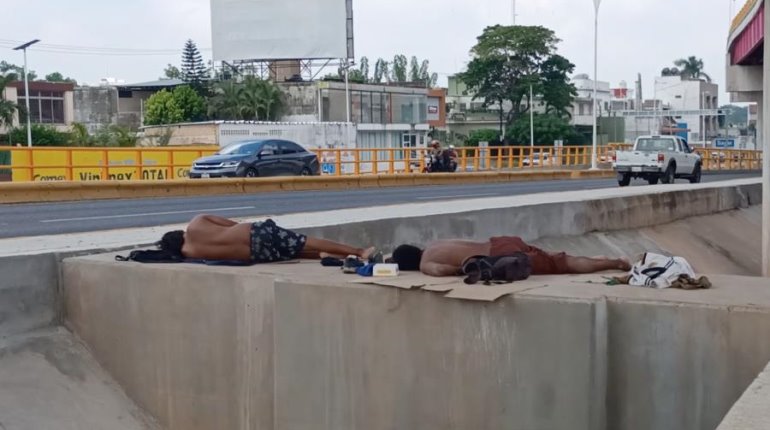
0, 172, 759, 239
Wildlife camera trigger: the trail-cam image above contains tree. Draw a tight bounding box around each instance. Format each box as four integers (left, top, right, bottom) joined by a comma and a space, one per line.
172, 85, 206, 122
409, 56, 421, 82
0, 61, 36, 81
373, 59, 390, 83
180, 40, 209, 92
673, 56, 711, 82
0, 74, 18, 135
144, 89, 184, 126
163, 64, 181, 80
391, 55, 408, 82
9, 124, 70, 146
44, 72, 77, 84
208, 78, 283, 121
506, 113, 582, 145
459, 25, 577, 139
209, 80, 242, 120
466, 129, 500, 147
359, 57, 370, 83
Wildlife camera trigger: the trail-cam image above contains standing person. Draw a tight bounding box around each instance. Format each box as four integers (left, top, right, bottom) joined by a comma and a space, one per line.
157, 215, 376, 263
390, 236, 631, 277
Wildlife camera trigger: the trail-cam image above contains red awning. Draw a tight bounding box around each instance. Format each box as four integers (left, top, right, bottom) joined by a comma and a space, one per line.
731, 4, 765, 65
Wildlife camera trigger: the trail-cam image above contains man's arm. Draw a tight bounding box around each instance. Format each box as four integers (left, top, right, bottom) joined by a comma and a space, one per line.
420, 261, 461, 277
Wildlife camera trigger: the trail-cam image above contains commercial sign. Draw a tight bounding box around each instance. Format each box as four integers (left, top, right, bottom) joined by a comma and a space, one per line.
11, 147, 217, 182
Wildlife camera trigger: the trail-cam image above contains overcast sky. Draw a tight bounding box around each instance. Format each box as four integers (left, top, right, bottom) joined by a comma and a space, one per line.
2, 0, 739, 102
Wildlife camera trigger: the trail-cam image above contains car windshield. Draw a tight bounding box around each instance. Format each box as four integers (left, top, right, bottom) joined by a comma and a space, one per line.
636, 138, 675, 152
217, 142, 262, 155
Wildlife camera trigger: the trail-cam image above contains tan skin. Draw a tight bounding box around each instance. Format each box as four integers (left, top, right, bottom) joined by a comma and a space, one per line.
420, 239, 632, 277
181, 215, 374, 262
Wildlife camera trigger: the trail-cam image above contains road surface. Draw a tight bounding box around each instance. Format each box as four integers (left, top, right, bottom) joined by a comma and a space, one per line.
0, 173, 758, 239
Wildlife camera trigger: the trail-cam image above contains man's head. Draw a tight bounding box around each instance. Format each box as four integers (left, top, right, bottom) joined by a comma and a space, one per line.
157, 230, 185, 257
389, 244, 423, 271
431, 140, 441, 149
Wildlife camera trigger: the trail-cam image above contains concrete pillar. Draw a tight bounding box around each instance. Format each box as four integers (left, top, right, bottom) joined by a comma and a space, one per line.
764, 0, 770, 277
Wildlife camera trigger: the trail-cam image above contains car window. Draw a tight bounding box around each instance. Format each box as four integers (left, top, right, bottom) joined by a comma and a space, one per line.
682, 141, 692, 154
278, 141, 304, 155
260, 143, 278, 155
218, 141, 263, 155
636, 138, 676, 152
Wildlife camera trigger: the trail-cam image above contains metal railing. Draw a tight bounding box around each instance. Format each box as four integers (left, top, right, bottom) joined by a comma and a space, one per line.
0, 144, 762, 182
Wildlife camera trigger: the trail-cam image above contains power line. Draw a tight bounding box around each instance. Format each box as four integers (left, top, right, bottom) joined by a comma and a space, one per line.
0, 38, 212, 56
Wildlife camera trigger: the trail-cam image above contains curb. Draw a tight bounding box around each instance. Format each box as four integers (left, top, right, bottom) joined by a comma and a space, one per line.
0, 170, 617, 204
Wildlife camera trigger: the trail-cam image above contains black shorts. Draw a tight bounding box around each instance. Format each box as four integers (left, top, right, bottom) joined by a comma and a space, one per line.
249, 219, 307, 263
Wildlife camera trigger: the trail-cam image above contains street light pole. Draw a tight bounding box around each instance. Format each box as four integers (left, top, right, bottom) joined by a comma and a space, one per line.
590, 0, 601, 170
13, 39, 40, 148
530, 84, 534, 147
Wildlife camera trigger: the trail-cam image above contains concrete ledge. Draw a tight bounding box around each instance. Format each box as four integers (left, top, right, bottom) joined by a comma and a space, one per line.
717, 361, 770, 429
61, 255, 770, 430
0, 170, 616, 204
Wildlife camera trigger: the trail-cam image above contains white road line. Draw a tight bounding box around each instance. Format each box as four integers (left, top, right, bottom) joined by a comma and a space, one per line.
416, 193, 500, 201
40, 206, 256, 223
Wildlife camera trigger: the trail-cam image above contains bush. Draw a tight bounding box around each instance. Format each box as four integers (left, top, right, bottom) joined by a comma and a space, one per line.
505, 114, 584, 146
9, 125, 71, 146
466, 129, 501, 147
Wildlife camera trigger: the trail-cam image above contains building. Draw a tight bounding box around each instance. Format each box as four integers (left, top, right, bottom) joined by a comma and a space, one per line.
570, 74, 611, 127
280, 80, 442, 150
654, 76, 719, 143
0, 81, 76, 135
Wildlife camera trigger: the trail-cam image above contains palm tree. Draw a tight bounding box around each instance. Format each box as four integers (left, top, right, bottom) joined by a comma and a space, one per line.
0, 74, 19, 139
209, 80, 242, 120
673, 56, 711, 82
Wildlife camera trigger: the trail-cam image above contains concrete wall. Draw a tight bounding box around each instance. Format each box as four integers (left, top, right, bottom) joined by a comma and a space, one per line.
0, 254, 60, 338
63, 262, 276, 430
279, 82, 320, 122
73, 86, 119, 131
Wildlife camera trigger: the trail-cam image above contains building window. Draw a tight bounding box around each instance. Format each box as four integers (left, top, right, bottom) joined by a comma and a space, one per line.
19, 90, 65, 124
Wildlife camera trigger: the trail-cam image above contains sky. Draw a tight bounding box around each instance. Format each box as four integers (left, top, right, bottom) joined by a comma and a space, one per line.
1, 0, 740, 103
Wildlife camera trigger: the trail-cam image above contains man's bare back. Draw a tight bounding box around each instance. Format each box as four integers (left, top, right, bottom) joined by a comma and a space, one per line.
182, 215, 251, 261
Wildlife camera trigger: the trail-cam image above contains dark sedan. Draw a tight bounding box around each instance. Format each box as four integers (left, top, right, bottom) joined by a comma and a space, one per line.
189, 139, 320, 178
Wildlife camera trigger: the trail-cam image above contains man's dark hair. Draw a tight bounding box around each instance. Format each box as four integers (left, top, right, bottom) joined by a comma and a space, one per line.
391, 244, 423, 271
157, 230, 185, 257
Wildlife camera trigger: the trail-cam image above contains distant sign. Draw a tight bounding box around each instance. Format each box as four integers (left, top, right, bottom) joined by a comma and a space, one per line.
715, 138, 736, 148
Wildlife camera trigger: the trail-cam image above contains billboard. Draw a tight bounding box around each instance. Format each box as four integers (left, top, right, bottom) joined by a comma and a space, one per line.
210, 0, 354, 61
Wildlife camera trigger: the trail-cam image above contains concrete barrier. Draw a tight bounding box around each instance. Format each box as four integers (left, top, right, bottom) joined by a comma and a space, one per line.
0, 170, 616, 204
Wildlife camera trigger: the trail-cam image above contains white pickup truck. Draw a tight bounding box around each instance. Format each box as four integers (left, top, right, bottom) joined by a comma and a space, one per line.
613, 135, 702, 187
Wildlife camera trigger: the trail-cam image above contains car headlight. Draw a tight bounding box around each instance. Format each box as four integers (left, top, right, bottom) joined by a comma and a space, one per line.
222, 161, 240, 168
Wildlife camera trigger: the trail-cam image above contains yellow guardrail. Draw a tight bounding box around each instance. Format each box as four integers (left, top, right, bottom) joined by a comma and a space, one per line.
0, 144, 761, 183
731, 0, 760, 34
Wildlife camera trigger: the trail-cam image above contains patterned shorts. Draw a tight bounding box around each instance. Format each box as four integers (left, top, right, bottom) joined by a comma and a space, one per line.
250, 219, 307, 263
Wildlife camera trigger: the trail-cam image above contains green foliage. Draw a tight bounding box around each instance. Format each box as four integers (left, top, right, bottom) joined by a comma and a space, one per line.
180, 40, 209, 93
208, 78, 284, 121
0, 74, 18, 132
672, 56, 711, 82
143, 85, 204, 126
144, 89, 184, 126
0, 61, 36, 81
505, 114, 583, 145
0, 149, 10, 176
374, 58, 389, 83
163, 64, 181, 79
459, 25, 577, 136
9, 124, 70, 146
69, 122, 91, 146
44, 72, 77, 84
719, 104, 748, 128
172, 85, 206, 122
466, 129, 501, 147
391, 55, 408, 82
92, 125, 138, 147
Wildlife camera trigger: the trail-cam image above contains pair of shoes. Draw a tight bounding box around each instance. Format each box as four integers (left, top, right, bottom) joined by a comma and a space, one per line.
368, 250, 384, 264
343, 255, 365, 274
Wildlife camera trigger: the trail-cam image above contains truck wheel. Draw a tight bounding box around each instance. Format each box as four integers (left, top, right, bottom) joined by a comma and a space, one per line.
661, 164, 676, 184
618, 173, 631, 187
647, 176, 659, 185
689, 164, 702, 184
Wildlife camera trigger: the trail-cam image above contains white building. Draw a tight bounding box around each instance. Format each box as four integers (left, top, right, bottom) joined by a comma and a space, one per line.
654, 76, 719, 143
570, 74, 611, 127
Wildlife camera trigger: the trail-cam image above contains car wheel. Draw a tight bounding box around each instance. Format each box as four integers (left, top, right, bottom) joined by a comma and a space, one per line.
647, 176, 659, 185
299, 167, 311, 176
245, 168, 258, 178
661, 164, 676, 184
689, 164, 702, 184
618, 173, 631, 187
